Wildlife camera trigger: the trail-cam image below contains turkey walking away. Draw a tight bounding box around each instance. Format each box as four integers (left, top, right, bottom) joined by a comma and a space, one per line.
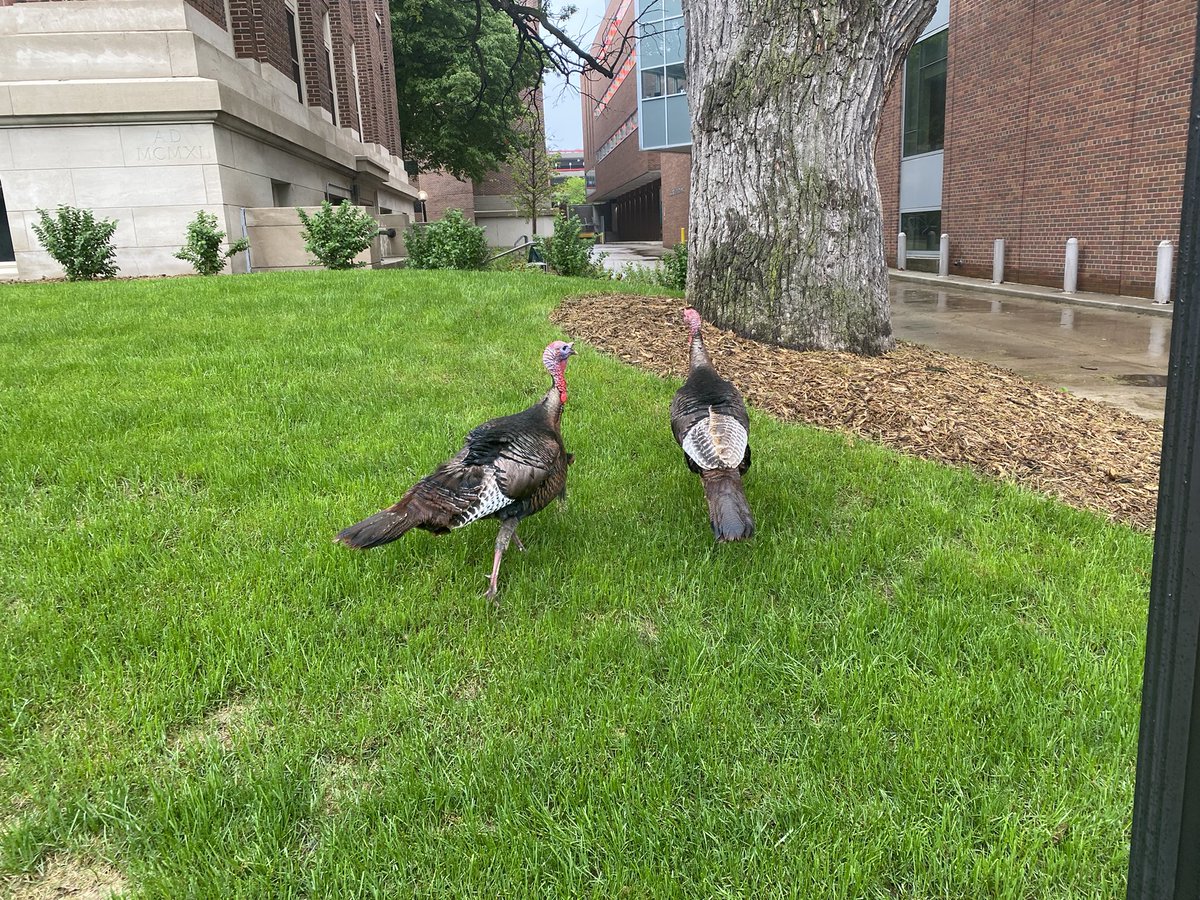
335, 341, 576, 604
669, 308, 754, 541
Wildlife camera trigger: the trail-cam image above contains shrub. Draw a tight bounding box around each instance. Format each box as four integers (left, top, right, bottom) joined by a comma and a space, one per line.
31, 206, 119, 281
175, 211, 249, 276
659, 240, 688, 291
296, 201, 379, 270
535, 213, 605, 278
405, 209, 489, 270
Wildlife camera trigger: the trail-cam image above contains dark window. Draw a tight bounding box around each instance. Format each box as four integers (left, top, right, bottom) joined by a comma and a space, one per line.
285, 8, 302, 102
0, 182, 14, 263
642, 67, 665, 99
665, 63, 686, 95
903, 29, 947, 157
325, 49, 338, 125
900, 210, 942, 252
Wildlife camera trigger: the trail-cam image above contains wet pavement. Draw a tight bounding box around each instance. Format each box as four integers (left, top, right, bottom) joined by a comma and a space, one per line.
592, 241, 665, 273
889, 280, 1171, 421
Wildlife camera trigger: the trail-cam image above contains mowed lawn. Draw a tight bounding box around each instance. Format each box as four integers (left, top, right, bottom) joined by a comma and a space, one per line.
1, 270, 1150, 897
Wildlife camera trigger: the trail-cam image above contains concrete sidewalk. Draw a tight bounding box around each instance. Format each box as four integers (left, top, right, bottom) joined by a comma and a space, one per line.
888, 274, 1171, 421
891, 268, 1173, 317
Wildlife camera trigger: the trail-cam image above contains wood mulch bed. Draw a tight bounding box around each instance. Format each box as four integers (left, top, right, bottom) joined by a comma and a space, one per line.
552, 293, 1161, 531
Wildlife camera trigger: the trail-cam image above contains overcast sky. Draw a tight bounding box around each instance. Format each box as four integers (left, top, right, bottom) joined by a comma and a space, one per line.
541, 0, 613, 152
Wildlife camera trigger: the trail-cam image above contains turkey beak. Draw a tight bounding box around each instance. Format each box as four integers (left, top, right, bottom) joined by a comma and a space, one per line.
565, 343, 576, 356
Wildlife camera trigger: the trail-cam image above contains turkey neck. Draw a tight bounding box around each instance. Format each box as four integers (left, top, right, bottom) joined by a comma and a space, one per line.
688, 331, 712, 372
542, 367, 568, 427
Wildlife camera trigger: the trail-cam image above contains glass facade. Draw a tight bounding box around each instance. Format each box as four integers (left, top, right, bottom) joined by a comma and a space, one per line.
635, 0, 689, 150
900, 210, 942, 252
903, 29, 947, 158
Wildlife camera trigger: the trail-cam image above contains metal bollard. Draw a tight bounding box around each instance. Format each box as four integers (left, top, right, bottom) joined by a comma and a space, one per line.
1154, 240, 1174, 304
992, 239, 1005, 284
938, 233, 949, 277
1064, 238, 1079, 294
897, 233, 907, 271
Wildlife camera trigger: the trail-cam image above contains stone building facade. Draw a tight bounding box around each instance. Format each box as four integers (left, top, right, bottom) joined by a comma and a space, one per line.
0, 0, 417, 279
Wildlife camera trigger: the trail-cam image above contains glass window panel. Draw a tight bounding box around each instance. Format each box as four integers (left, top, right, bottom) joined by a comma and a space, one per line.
665, 62, 686, 95
665, 94, 690, 146
902, 29, 947, 157
900, 210, 942, 252
642, 66, 666, 99
664, 18, 685, 65
641, 97, 666, 149
637, 0, 663, 18
640, 21, 665, 67
664, 0, 682, 16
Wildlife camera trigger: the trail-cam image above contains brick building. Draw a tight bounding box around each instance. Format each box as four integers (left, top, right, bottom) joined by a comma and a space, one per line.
580, 0, 689, 247
0, 0, 417, 279
585, 0, 1193, 298
418, 91, 556, 248
876, 0, 1195, 297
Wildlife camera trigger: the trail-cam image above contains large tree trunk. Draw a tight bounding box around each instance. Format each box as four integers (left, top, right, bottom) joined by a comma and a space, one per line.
687, 0, 938, 354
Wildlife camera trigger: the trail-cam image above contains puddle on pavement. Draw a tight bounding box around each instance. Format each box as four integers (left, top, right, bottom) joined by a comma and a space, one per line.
1115, 373, 1169, 387
890, 284, 1172, 361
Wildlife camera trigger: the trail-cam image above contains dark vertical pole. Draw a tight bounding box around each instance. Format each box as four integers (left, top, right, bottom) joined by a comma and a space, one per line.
1128, 9, 1200, 899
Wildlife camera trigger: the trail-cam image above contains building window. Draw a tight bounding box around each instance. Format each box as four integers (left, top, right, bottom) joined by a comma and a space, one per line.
351, 43, 364, 138
0, 181, 15, 263
285, 5, 304, 103
323, 13, 339, 126
636, 0, 688, 150
900, 210, 942, 253
903, 29, 947, 157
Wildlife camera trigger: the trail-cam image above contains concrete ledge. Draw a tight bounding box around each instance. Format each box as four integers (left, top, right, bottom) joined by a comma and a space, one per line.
890, 269, 1174, 318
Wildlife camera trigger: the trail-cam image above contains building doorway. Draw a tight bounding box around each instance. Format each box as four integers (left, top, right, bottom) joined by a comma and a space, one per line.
0, 181, 15, 264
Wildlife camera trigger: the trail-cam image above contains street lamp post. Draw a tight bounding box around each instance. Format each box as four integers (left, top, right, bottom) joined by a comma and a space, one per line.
417, 190, 428, 224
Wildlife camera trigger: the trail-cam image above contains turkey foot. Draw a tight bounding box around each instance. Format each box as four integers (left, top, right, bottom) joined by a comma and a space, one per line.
485, 519, 521, 605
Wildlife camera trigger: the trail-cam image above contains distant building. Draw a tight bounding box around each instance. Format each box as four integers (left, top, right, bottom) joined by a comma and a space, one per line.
418, 92, 555, 247
580, 0, 689, 246
0, 0, 418, 280
588, 0, 1194, 296
551, 149, 585, 185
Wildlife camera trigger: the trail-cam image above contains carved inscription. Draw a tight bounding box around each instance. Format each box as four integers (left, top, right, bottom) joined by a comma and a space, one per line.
136, 129, 208, 163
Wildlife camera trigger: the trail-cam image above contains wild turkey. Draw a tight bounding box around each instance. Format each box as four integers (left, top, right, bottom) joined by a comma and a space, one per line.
669, 308, 754, 541
335, 340, 576, 603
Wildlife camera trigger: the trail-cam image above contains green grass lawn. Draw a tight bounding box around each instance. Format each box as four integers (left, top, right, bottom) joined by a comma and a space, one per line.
0, 270, 1149, 897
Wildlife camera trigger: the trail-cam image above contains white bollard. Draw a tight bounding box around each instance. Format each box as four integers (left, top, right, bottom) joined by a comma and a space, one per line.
938, 233, 950, 276
1064, 238, 1079, 294
897, 233, 907, 271
1154, 240, 1174, 304
992, 239, 1005, 284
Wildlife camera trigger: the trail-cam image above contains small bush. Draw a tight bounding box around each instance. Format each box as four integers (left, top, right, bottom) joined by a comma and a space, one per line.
296, 201, 378, 270
659, 241, 688, 291
405, 209, 489, 270
175, 211, 249, 276
31, 206, 119, 281
535, 213, 604, 278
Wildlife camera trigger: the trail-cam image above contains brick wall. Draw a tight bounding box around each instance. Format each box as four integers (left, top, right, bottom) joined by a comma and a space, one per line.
661, 149, 691, 248
419, 171, 475, 222
878, 0, 1195, 296
876, 79, 902, 266
186, 0, 226, 28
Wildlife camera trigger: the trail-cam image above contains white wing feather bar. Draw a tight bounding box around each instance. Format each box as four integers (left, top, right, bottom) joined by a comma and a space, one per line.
682, 406, 749, 470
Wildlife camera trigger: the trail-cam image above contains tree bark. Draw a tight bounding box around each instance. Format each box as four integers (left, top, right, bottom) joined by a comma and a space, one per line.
686, 0, 938, 354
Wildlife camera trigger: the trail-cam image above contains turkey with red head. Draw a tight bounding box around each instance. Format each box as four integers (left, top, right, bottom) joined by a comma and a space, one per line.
669, 308, 754, 541
335, 340, 576, 603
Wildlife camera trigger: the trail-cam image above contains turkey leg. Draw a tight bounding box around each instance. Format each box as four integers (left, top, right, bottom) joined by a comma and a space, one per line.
485, 518, 521, 604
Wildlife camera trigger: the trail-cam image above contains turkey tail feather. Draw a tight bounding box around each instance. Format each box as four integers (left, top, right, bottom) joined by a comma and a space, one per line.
700, 469, 754, 542
334, 501, 416, 549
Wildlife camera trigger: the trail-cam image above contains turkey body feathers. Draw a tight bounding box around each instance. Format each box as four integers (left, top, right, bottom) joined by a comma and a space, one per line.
335, 395, 568, 548
670, 323, 754, 541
